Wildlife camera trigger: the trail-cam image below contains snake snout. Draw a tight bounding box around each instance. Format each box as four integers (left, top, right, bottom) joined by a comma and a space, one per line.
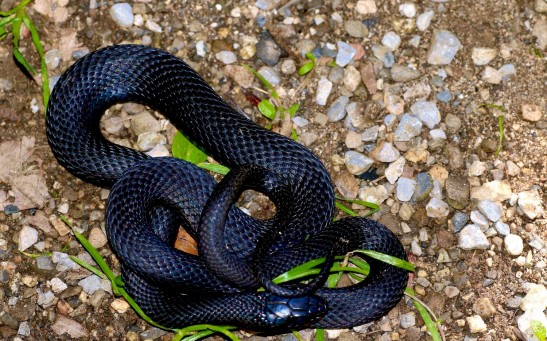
263, 294, 327, 329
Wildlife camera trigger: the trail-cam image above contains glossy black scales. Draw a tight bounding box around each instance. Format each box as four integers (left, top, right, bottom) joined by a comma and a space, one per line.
46, 44, 409, 331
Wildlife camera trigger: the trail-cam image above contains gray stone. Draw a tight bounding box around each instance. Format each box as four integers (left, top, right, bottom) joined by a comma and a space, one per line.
385, 156, 405, 184
477, 200, 502, 222
215, 51, 237, 64
257, 66, 281, 86
373, 142, 400, 163
336, 41, 356, 67
37, 290, 55, 308
343, 66, 362, 92
410, 101, 440, 129
18, 226, 38, 251
452, 211, 468, 233
256, 31, 284, 66
391, 64, 421, 82
327, 96, 349, 122
372, 44, 394, 67
36, 255, 54, 270
458, 224, 490, 250
394, 114, 422, 142
344, 151, 374, 175
78, 275, 103, 295
518, 189, 544, 219
470, 210, 490, 231
427, 30, 462, 65
400, 312, 416, 328
446, 175, 470, 209
396, 177, 416, 202
18, 321, 31, 336
130, 112, 161, 135
412, 172, 433, 202
494, 221, 510, 236
44, 49, 62, 70
426, 198, 450, 218
345, 20, 369, 38
382, 31, 401, 51
137, 132, 166, 151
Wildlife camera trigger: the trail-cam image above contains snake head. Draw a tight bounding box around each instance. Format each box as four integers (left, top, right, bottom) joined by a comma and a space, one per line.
261, 294, 327, 330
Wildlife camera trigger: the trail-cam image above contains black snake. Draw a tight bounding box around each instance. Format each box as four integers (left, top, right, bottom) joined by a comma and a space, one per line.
46, 44, 409, 332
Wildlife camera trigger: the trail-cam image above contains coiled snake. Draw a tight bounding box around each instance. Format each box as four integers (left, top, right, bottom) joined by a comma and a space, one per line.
46, 44, 409, 331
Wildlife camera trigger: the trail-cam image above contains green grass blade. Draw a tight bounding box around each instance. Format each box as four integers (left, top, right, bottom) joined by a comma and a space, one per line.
288, 103, 300, 117
242, 64, 278, 99
10, 15, 37, 75
69, 255, 108, 280
495, 115, 504, 157
316, 328, 325, 341
272, 257, 326, 283
22, 10, 50, 108
196, 162, 230, 175
335, 196, 380, 217
258, 99, 276, 120
347, 257, 370, 273
291, 330, 305, 341
0, 0, 32, 16
335, 201, 359, 217
172, 131, 208, 164
298, 61, 315, 76
405, 288, 442, 341
353, 250, 415, 272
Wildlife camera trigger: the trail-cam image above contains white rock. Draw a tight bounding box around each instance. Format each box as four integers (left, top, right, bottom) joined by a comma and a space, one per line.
521, 104, 543, 122
373, 142, 400, 163
398, 3, 416, 18
429, 129, 446, 140
458, 224, 490, 250
362, 126, 379, 142
472, 47, 497, 65
258, 66, 281, 86
145, 144, 170, 157
355, 0, 377, 15
109, 3, 133, 28
395, 177, 415, 202
494, 221, 510, 236
385, 156, 406, 184
50, 277, 68, 293
18, 226, 39, 251
505, 234, 524, 256
336, 41, 356, 67
410, 101, 440, 129
359, 185, 389, 205
37, 290, 56, 308
215, 51, 238, 64
344, 151, 374, 175
427, 30, 462, 65
470, 180, 513, 202
409, 35, 421, 48
470, 210, 489, 230
111, 298, 131, 314
78, 275, 103, 295
520, 284, 547, 312
477, 200, 502, 222
145, 20, 162, 33
343, 66, 362, 92
400, 312, 416, 328
381, 31, 401, 51
316, 77, 333, 106
466, 315, 487, 333
482, 66, 502, 84
426, 198, 450, 218
500, 64, 516, 80
136, 132, 166, 151
416, 10, 434, 31
394, 114, 422, 142
518, 189, 544, 220
468, 160, 486, 177
517, 308, 547, 341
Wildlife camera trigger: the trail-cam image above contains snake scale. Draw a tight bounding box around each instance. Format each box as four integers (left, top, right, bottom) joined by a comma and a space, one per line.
46, 44, 409, 332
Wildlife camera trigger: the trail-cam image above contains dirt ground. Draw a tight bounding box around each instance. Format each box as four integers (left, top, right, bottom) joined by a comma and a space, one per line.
0, 0, 546, 340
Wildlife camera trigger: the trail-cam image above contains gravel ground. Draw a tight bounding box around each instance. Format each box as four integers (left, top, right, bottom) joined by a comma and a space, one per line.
0, 0, 546, 340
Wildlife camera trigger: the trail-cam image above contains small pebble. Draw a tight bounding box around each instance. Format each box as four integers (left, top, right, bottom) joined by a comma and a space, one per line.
336, 41, 356, 67
78, 275, 103, 295
416, 10, 434, 31
452, 212, 468, 233
50, 278, 68, 293
316, 77, 333, 106
256, 31, 284, 66
482, 66, 502, 84
327, 96, 349, 122
18, 226, 38, 251
280, 59, 296, 74
398, 3, 416, 18
18, 321, 31, 336
381, 32, 401, 51
372, 141, 400, 163
111, 299, 130, 313
410, 101, 441, 129
385, 156, 405, 184
521, 104, 543, 122
362, 125, 379, 142
394, 114, 422, 142
145, 20, 162, 33
137, 132, 166, 151
518, 189, 544, 219
396, 178, 416, 202
494, 221, 510, 236
444, 285, 460, 298
426, 198, 450, 218
505, 234, 524, 256
355, 0, 377, 15
257, 66, 281, 86
458, 224, 490, 250
345, 20, 369, 38
472, 47, 497, 65
436, 91, 452, 103
427, 30, 462, 65
412, 173, 434, 202
400, 312, 416, 328
391, 64, 421, 82
44, 49, 62, 70
470, 210, 489, 230
477, 200, 502, 222
344, 151, 374, 175
343, 66, 362, 92
215, 51, 237, 64
109, 3, 134, 28
499, 64, 516, 80
466, 315, 487, 333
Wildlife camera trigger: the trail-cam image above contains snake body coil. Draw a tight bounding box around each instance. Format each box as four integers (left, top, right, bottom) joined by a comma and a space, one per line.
46, 45, 408, 331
